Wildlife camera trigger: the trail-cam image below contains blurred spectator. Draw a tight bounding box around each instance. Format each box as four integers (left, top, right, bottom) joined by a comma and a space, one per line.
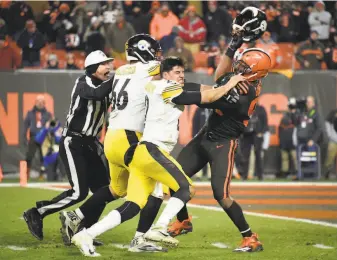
308, 1, 331, 42
70, 1, 91, 40
324, 108, 337, 179
8, 1, 34, 37
26, 1, 50, 27
204, 1, 232, 42
84, 16, 105, 55
106, 11, 135, 60
295, 31, 324, 70
100, 0, 122, 31
0, 18, 7, 35
23, 95, 52, 179
0, 34, 21, 70
17, 20, 45, 67
167, 37, 194, 72
34, 118, 62, 181
150, 3, 179, 40
66, 53, 79, 70
129, 4, 154, 34
207, 34, 227, 71
278, 98, 298, 178
277, 13, 296, 43
260, 2, 280, 41
292, 2, 310, 42
64, 25, 80, 51
178, 5, 206, 54
0, 1, 11, 27
169, 2, 188, 18
324, 33, 337, 70
53, 3, 73, 49
240, 104, 269, 180
160, 26, 179, 55
294, 96, 324, 150
256, 31, 282, 69
46, 53, 59, 70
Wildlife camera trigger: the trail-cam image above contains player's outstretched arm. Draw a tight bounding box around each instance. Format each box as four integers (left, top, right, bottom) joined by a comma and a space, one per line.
214, 35, 243, 82
200, 74, 246, 104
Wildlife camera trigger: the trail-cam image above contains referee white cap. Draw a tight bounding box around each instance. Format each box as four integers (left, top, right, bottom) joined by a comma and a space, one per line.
84, 50, 114, 68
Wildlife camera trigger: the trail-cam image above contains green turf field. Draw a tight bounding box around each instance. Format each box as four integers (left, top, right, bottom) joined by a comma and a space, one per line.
0, 187, 336, 260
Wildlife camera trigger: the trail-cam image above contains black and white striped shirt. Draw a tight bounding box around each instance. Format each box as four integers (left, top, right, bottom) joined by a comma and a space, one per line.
65, 74, 113, 137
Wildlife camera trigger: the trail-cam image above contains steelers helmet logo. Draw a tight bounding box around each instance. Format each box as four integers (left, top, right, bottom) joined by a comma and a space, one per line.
138, 40, 150, 51
260, 20, 267, 31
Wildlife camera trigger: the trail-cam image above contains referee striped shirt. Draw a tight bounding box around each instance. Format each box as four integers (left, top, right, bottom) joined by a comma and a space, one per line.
65, 74, 113, 137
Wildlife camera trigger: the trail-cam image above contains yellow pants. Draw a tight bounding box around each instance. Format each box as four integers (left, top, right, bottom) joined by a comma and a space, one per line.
324, 142, 337, 168
104, 129, 142, 197
280, 149, 297, 172
127, 142, 193, 209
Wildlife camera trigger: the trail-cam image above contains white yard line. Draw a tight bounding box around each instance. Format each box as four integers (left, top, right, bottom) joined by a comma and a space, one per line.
5, 246, 27, 251
211, 242, 230, 249
2, 182, 337, 229
313, 244, 334, 249
109, 243, 129, 249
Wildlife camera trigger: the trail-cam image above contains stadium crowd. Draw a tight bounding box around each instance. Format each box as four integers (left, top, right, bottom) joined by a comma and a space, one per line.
0, 0, 337, 71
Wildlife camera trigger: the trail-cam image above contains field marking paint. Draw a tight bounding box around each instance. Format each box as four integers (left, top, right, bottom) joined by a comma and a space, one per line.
211, 242, 230, 249
6, 245, 27, 251
313, 244, 334, 249
2, 182, 337, 229
110, 243, 129, 249
184, 203, 337, 229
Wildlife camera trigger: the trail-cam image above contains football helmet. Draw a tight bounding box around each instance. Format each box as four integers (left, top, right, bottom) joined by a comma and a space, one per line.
232, 7, 267, 42
233, 48, 271, 81
125, 34, 162, 64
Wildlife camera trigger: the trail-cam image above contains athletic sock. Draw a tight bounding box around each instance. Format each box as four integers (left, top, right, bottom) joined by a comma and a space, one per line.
170, 189, 189, 222
134, 231, 144, 238
86, 210, 121, 238
223, 200, 252, 237
156, 197, 184, 228
79, 186, 115, 227
137, 195, 163, 233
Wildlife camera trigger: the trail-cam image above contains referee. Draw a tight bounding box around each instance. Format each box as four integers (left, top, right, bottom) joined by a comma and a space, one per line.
23, 50, 114, 241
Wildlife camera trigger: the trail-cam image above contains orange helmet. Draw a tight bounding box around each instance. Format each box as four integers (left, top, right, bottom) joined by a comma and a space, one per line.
232, 48, 271, 81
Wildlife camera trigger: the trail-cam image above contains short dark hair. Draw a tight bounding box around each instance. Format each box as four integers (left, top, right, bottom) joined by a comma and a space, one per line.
160, 56, 184, 76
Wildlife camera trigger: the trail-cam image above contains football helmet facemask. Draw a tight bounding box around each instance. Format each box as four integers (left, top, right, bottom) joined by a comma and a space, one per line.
125, 34, 162, 64
232, 7, 267, 42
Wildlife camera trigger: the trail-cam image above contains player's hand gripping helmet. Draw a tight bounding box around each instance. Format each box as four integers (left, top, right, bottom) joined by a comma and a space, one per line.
232, 7, 267, 42
233, 48, 271, 81
125, 34, 162, 64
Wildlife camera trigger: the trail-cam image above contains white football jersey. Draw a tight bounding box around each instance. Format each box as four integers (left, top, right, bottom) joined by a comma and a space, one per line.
108, 61, 160, 133
141, 79, 184, 153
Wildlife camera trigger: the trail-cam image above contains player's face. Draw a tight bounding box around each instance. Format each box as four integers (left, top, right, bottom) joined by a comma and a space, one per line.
164, 66, 185, 84
95, 61, 112, 81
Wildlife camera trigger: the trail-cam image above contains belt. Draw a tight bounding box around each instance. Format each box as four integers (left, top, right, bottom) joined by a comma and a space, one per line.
62, 128, 95, 139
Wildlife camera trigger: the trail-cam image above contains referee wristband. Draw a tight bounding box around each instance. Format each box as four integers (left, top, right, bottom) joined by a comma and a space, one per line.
225, 47, 236, 59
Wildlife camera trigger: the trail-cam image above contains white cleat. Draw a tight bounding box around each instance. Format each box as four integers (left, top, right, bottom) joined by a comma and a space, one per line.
128, 235, 168, 253
72, 228, 100, 257
59, 211, 81, 246
145, 226, 179, 247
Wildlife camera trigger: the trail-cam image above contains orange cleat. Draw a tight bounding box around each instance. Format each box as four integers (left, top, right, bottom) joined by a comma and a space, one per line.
167, 216, 193, 237
233, 233, 263, 253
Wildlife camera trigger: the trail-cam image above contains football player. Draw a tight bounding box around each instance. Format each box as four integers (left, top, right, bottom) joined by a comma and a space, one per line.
59, 34, 168, 253
138, 7, 271, 253
71, 56, 247, 256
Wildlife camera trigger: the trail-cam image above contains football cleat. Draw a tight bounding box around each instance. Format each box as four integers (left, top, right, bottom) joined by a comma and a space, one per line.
233, 233, 263, 253
145, 225, 179, 247
59, 211, 82, 246
23, 207, 43, 240
72, 228, 100, 257
167, 216, 193, 237
128, 235, 168, 253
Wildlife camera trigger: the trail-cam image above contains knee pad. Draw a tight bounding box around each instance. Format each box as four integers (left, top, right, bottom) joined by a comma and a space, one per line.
218, 197, 233, 210
116, 201, 141, 223
109, 185, 126, 199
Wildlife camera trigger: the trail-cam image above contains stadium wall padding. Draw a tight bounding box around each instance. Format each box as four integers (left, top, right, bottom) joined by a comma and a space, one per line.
0, 70, 336, 174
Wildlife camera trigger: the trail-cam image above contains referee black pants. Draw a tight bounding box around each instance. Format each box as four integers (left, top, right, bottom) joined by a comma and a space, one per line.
36, 136, 110, 219
177, 132, 238, 201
